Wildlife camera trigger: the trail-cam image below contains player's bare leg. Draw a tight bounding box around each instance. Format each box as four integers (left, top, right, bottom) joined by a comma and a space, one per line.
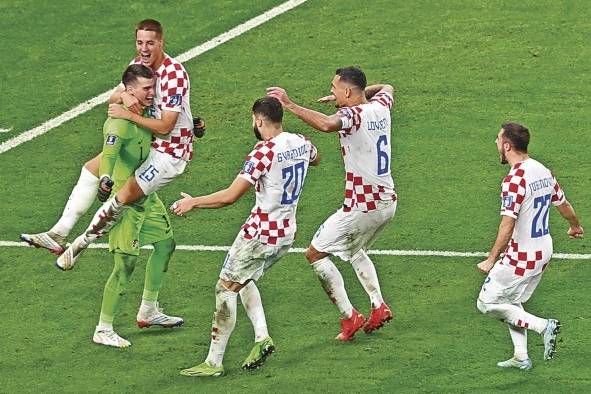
21, 154, 102, 254
306, 245, 365, 341
56, 175, 146, 270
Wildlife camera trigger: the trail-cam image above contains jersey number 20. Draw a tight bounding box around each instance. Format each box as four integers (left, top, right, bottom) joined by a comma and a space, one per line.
281, 162, 305, 204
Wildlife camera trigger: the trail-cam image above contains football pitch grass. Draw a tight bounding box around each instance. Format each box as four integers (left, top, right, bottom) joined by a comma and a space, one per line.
1, 0, 590, 392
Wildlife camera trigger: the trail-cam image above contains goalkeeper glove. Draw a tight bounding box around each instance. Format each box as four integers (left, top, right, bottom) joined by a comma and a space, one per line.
97, 176, 114, 202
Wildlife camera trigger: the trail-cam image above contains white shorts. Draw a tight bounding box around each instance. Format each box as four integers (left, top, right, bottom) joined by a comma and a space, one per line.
219, 234, 291, 285
478, 260, 549, 304
311, 201, 396, 262
135, 149, 187, 195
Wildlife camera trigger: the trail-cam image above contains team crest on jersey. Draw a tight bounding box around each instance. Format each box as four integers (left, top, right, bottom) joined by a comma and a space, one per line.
243, 160, 255, 174
132, 239, 139, 249
106, 135, 117, 145
502, 195, 514, 208
169, 94, 182, 106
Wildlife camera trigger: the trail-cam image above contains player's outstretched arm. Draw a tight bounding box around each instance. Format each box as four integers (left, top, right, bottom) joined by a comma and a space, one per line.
556, 200, 584, 239
170, 177, 251, 216
267, 87, 342, 133
477, 215, 515, 274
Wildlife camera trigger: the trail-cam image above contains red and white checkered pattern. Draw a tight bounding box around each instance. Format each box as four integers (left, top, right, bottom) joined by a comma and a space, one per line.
241, 208, 291, 245
369, 91, 394, 109
159, 61, 188, 110
335, 90, 396, 212
501, 240, 547, 277
500, 163, 527, 219
338, 106, 363, 136
132, 54, 194, 161
343, 172, 396, 212
151, 128, 193, 161
550, 172, 565, 204
237, 133, 315, 246
239, 141, 275, 184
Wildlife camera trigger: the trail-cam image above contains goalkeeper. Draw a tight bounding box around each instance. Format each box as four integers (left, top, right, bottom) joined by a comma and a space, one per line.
92, 64, 183, 348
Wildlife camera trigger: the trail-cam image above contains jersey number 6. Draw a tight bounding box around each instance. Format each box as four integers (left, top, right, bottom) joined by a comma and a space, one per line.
376, 135, 390, 176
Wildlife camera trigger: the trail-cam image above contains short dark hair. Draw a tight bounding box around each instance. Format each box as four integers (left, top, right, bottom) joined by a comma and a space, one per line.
501, 122, 530, 153
335, 66, 367, 90
252, 97, 283, 123
136, 19, 163, 38
122, 64, 155, 87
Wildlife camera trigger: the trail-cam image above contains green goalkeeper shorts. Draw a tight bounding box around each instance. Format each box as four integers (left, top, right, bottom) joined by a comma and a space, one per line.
109, 193, 173, 256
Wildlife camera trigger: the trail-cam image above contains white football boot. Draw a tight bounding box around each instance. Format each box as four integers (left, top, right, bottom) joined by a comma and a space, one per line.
543, 319, 561, 361
137, 302, 184, 328
93, 328, 131, 348
55, 236, 86, 270
20, 231, 67, 255
497, 357, 533, 371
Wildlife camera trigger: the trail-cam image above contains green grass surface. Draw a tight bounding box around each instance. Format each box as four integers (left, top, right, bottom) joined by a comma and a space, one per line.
0, 0, 590, 392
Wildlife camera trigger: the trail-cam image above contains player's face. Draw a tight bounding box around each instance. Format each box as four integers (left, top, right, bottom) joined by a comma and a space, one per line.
135, 30, 164, 69
496, 129, 509, 164
330, 75, 349, 108
129, 77, 155, 107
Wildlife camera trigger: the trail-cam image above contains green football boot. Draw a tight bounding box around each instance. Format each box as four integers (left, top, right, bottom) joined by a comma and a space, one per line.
242, 337, 276, 370
180, 362, 224, 377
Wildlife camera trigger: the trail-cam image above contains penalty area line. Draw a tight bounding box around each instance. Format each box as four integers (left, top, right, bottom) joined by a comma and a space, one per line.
1, 241, 589, 260
0, 0, 308, 155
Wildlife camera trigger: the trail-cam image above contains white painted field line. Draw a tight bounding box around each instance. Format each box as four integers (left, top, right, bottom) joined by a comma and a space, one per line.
0, 0, 308, 155
2, 241, 589, 260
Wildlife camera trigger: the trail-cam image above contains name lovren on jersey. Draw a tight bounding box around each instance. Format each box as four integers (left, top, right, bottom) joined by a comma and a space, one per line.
367, 118, 388, 131
276, 144, 309, 163
528, 177, 554, 194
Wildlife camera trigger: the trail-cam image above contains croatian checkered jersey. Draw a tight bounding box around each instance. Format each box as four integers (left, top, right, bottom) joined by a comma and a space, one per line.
499, 159, 566, 276
336, 91, 397, 212
238, 132, 317, 246
131, 53, 194, 161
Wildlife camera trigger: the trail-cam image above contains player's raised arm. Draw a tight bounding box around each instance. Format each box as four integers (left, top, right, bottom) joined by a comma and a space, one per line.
365, 84, 395, 100
267, 87, 342, 133
171, 177, 252, 215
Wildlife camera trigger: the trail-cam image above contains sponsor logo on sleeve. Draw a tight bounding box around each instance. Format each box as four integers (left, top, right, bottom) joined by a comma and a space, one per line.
106, 135, 117, 145
169, 94, 182, 106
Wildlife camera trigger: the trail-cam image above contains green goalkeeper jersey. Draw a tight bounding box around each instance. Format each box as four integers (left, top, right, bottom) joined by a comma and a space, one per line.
99, 111, 152, 192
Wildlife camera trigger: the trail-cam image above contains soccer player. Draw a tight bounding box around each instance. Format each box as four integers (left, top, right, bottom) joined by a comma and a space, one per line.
476, 123, 583, 370
92, 64, 183, 348
20, 19, 201, 266
171, 97, 320, 377
267, 66, 396, 341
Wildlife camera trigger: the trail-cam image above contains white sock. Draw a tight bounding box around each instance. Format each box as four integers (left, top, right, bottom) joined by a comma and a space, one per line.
351, 250, 384, 308
97, 315, 113, 332
138, 299, 158, 317
51, 167, 98, 237
312, 257, 353, 318
477, 300, 548, 334
81, 197, 125, 246
509, 304, 528, 360
205, 282, 237, 368
239, 281, 269, 342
